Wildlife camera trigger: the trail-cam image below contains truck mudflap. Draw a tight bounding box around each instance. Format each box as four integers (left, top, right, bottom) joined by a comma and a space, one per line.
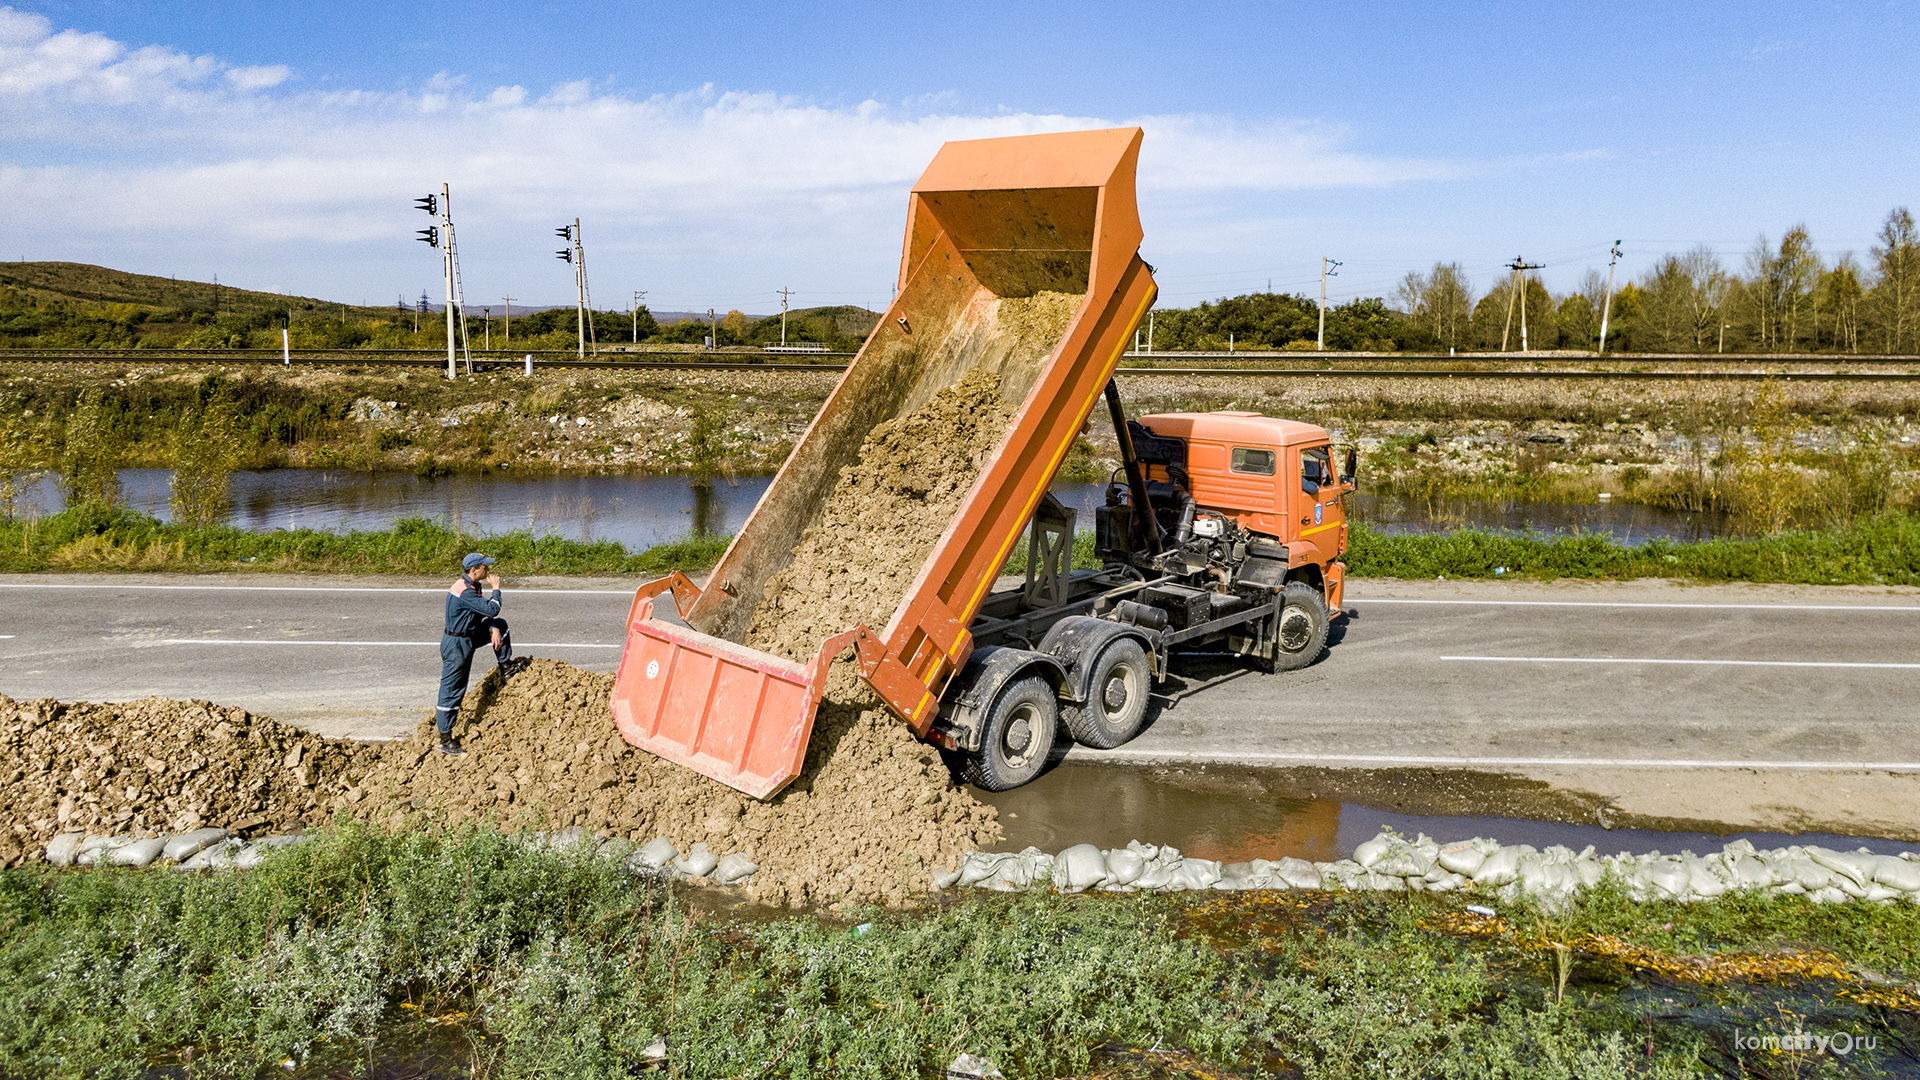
610, 575, 882, 799
1327, 560, 1346, 612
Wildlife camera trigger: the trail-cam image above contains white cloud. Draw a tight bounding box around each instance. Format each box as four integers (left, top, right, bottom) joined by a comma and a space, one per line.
0, 9, 1461, 306
226, 64, 291, 91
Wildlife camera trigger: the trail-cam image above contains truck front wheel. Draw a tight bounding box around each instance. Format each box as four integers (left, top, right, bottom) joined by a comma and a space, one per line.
963, 674, 1058, 791
1064, 637, 1151, 749
1271, 581, 1330, 671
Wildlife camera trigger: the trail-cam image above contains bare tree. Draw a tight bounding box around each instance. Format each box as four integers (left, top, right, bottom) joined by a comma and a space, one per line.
1680, 245, 1728, 349
1746, 226, 1821, 350
1819, 254, 1866, 353
1871, 207, 1920, 353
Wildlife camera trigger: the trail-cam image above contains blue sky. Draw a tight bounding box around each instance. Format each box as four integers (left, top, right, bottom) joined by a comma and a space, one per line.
2, 1, 1914, 314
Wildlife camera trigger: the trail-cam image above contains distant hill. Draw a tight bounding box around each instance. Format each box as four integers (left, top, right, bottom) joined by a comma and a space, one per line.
0, 262, 401, 320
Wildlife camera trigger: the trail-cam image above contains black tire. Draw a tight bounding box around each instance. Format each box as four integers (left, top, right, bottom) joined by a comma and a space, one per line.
1064, 637, 1151, 749
1271, 581, 1330, 671
962, 674, 1058, 791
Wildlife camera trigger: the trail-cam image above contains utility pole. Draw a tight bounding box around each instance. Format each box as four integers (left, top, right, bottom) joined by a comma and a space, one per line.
1147, 310, 1155, 355
1597, 240, 1624, 354
708, 307, 717, 350
631, 290, 646, 344
502, 296, 512, 344
412, 185, 458, 377
779, 286, 793, 345
1501, 256, 1545, 352
482, 306, 491, 350
556, 219, 591, 358
1318, 257, 1342, 350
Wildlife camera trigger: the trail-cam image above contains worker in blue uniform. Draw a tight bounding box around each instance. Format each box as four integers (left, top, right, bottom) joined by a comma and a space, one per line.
436, 552, 516, 756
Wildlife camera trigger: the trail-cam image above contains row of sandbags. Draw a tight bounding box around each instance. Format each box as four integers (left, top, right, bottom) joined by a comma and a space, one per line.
37, 827, 759, 886
936, 832, 1920, 906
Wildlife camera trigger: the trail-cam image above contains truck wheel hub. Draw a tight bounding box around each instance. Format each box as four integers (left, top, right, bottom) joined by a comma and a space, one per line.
1278, 609, 1313, 651
1103, 675, 1130, 711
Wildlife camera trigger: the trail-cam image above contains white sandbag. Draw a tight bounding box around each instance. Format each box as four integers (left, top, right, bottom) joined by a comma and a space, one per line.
1864, 883, 1904, 902
985, 848, 1054, 891
162, 828, 229, 863
1423, 872, 1468, 893
179, 838, 243, 870
1870, 855, 1920, 892
1105, 847, 1146, 886
1437, 841, 1488, 877
1781, 857, 1837, 892
1726, 855, 1776, 889
43, 832, 85, 866
1274, 857, 1321, 889
233, 835, 309, 870
1052, 844, 1110, 893
1319, 860, 1366, 890
74, 835, 126, 866
1639, 861, 1689, 898
1366, 871, 1407, 891
109, 838, 167, 868
629, 838, 679, 871
1806, 847, 1871, 888
1172, 858, 1222, 891
1472, 845, 1528, 886
1574, 860, 1606, 888
672, 842, 719, 879
1810, 886, 1850, 904
1352, 834, 1395, 868
712, 853, 758, 885
1684, 859, 1726, 899
547, 826, 594, 852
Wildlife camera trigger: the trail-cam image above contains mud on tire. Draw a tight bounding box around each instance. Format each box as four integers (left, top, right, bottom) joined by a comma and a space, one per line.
963, 674, 1059, 791
1272, 581, 1330, 671
1063, 637, 1151, 749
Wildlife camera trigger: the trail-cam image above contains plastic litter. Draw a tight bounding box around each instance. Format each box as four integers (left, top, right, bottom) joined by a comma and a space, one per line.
947, 1052, 1005, 1079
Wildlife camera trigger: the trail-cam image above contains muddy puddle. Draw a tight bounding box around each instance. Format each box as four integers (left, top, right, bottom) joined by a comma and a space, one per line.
979, 762, 1920, 862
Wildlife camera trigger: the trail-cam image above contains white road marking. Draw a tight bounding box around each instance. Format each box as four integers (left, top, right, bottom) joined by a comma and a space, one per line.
0, 583, 632, 595
1445, 654, 1920, 670
1069, 747, 1920, 771
162, 638, 619, 649
1354, 597, 1920, 612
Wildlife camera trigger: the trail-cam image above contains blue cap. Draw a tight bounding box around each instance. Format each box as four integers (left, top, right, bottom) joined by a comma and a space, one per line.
462, 552, 495, 571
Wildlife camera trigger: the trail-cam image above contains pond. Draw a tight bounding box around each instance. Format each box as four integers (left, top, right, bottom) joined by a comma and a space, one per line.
8, 469, 1737, 550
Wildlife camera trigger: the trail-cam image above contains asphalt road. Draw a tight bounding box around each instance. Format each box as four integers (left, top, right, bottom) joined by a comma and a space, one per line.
3, 573, 1916, 773
0, 574, 637, 738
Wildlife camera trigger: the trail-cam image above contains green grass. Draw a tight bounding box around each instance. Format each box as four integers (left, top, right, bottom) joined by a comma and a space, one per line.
0, 505, 728, 576
0, 821, 1805, 1079
1346, 513, 1920, 585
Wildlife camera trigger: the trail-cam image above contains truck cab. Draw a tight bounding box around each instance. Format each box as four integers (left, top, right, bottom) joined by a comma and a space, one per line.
1132, 411, 1350, 610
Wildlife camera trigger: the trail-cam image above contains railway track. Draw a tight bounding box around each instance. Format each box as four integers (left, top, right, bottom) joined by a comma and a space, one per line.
3, 349, 1918, 381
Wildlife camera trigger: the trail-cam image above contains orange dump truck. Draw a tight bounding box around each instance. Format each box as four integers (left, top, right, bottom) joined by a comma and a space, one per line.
610, 127, 1352, 798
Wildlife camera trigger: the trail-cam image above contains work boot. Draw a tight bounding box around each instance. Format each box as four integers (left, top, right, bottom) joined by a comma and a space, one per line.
499, 656, 530, 678
438, 736, 466, 757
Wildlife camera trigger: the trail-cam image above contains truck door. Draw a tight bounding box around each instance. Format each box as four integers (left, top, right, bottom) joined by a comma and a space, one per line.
1292, 444, 1345, 567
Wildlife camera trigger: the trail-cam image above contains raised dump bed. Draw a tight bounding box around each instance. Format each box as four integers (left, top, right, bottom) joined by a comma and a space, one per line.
611, 127, 1159, 798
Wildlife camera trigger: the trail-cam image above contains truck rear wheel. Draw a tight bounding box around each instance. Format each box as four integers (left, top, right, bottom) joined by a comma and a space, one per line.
1272, 581, 1329, 671
1064, 637, 1151, 749
963, 674, 1058, 791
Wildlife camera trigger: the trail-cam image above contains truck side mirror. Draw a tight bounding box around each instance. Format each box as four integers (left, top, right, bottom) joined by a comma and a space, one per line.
1342, 447, 1358, 488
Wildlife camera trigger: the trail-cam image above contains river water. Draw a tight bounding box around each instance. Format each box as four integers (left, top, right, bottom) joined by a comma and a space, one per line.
9, 469, 1735, 549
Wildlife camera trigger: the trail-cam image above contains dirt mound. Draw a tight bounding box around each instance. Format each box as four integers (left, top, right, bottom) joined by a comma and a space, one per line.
744, 367, 1018, 661
0, 694, 374, 867
354, 659, 999, 907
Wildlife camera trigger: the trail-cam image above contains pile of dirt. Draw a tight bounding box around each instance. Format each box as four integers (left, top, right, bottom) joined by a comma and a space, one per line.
354, 659, 999, 908
744, 367, 1018, 661
0, 694, 375, 867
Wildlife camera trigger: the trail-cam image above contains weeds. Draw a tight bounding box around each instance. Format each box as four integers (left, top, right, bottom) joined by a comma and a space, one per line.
169, 383, 247, 528
0, 824, 1774, 1079
59, 387, 121, 509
